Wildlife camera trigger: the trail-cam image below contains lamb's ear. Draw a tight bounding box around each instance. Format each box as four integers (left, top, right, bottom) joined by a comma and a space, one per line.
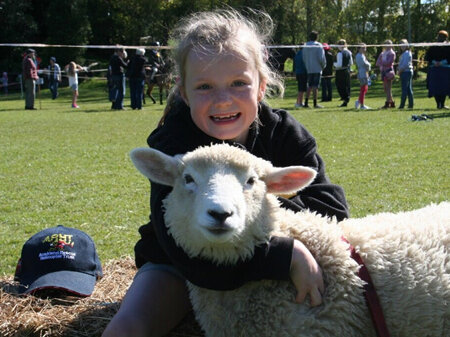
263, 166, 317, 195
130, 147, 181, 187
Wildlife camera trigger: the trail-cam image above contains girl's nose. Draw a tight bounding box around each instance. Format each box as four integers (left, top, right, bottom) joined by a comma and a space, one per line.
214, 89, 232, 106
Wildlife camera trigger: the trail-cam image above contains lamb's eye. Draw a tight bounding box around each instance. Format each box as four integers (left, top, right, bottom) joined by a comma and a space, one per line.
184, 174, 194, 184
246, 177, 256, 186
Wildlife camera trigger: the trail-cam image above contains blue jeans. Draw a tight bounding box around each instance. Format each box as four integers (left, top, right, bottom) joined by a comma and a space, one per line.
130, 78, 145, 109
400, 71, 414, 107
111, 74, 125, 109
49, 79, 59, 99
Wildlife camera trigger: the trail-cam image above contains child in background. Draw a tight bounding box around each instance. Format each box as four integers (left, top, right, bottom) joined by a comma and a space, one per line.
64, 61, 85, 108
355, 43, 372, 110
102, 9, 349, 337
397, 39, 414, 109
376, 40, 396, 108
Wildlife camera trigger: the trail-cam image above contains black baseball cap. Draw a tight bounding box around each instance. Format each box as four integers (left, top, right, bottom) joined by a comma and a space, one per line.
14, 225, 103, 297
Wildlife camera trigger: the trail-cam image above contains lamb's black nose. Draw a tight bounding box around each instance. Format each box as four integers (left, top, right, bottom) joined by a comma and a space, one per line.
208, 210, 233, 223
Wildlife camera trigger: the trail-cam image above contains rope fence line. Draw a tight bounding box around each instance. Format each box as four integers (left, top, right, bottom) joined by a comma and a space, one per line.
0, 42, 449, 50
1, 41, 447, 92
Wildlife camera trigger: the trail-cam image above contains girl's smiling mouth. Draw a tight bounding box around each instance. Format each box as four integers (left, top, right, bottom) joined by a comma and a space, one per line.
210, 112, 241, 122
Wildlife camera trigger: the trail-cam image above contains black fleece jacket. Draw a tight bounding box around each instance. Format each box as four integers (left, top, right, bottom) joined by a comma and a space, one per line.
134, 98, 349, 290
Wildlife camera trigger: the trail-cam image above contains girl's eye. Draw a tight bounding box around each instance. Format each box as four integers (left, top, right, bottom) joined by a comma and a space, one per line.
232, 80, 247, 87
184, 174, 195, 184
196, 84, 211, 90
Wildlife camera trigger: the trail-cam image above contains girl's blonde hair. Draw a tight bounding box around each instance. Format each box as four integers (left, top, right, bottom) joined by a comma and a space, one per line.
68, 62, 76, 77
161, 9, 283, 124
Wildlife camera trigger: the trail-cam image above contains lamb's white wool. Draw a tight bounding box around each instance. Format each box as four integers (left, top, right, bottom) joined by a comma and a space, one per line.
130, 143, 450, 337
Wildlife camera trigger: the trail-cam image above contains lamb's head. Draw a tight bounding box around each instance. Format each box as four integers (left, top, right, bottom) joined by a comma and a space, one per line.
130, 144, 316, 264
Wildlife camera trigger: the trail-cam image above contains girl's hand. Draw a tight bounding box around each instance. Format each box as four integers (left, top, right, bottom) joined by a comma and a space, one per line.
290, 239, 324, 307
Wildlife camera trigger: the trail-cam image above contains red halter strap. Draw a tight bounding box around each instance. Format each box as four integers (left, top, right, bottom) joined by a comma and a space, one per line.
342, 237, 391, 337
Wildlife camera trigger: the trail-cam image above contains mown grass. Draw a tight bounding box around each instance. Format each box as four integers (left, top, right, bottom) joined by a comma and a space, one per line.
0, 76, 448, 276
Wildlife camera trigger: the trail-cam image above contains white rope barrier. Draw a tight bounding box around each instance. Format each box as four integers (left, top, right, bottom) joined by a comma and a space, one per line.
1, 42, 449, 50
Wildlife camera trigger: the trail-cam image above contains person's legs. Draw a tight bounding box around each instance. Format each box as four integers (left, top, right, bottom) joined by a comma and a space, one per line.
25, 79, 36, 108
130, 78, 137, 109
321, 78, 327, 101
304, 87, 312, 107
358, 85, 367, 106
72, 89, 79, 107
325, 77, 332, 101
54, 81, 59, 99
344, 71, 351, 104
386, 80, 393, 105
136, 79, 144, 109
102, 267, 191, 337
399, 72, 407, 108
335, 70, 347, 106
406, 72, 414, 108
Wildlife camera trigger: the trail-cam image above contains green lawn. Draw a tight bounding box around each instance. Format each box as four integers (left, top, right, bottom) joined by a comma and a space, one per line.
0, 76, 448, 276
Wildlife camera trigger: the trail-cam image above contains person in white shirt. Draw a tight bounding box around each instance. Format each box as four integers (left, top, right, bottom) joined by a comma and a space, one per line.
333, 39, 353, 107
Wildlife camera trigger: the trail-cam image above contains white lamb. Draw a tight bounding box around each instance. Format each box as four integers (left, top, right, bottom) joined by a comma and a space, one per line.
130, 143, 450, 337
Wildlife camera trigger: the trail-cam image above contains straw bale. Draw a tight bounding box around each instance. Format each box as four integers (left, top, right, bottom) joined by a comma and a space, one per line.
0, 256, 203, 337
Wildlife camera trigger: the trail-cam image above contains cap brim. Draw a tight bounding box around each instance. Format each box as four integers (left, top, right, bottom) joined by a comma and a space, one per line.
18, 270, 97, 297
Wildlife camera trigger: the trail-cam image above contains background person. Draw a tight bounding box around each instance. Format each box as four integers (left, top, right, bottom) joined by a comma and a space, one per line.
22, 48, 39, 110
321, 43, 333, 102
109, 47, 128, 110
334, 39, 353, 107
293, 43, 307, 108
302, 31, 326, 108
425, 30, 450, 109
47, 57, 61, 100
127, 48, 147, 110
355, 43, 372, 110
64, 61, 84, 108
376, 40, 396, 109
102, 9, 348, 337
397, 39, 414, 109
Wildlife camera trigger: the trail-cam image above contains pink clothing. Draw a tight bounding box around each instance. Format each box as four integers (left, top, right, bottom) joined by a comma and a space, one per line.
376, 49, 396, 72
359, 84, 368, 104
22, 57, 38, 80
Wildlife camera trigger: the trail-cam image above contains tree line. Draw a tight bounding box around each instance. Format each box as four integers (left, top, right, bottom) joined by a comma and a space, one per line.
0, 0, 448, 74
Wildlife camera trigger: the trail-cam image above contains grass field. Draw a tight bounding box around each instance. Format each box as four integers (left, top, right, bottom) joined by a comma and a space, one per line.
0, 76, 449, 276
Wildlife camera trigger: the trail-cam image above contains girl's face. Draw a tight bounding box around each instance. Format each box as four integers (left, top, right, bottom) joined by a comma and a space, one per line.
180, 50, 266, 144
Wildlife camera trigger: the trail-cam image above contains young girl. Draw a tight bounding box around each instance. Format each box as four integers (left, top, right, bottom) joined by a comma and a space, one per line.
102, 9, 349, 337
64, 61, 85, 108
397, 39, 414, 109
355, 43, 372, 110
376, 40, 396, 108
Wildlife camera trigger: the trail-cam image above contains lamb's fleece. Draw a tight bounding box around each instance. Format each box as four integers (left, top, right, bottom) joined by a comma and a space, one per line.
130, 144, 450, 337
